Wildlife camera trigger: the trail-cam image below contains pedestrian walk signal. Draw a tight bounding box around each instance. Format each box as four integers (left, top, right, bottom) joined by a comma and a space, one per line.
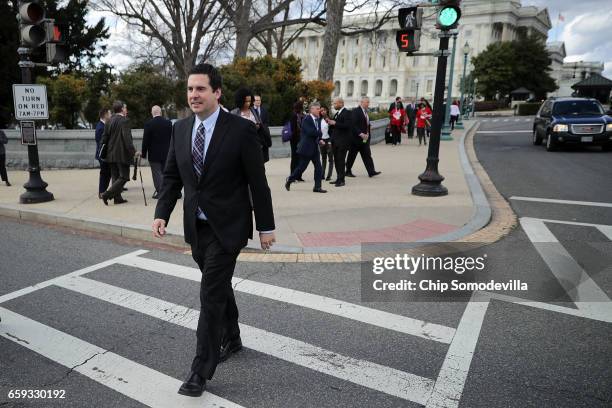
396, 7, 422, 53
396, 30, 420, 53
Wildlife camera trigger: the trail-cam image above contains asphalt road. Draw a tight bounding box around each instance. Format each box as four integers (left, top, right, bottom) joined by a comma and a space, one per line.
0, 117, 610, 407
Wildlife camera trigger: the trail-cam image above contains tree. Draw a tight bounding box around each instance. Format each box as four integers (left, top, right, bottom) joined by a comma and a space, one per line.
96, 0, 230, 80
82, 64, 115, 126
38, 74, 87, 129
471, 35, 557, 100
111, 63, 175, 128
0, 1, 21, 127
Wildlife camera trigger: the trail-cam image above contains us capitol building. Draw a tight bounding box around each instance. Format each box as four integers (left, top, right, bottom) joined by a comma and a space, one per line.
248, 0, 604, 108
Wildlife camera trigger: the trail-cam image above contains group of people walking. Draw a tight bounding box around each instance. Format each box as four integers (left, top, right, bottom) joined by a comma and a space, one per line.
387, 97, 434, 146
285, 96, 381, 193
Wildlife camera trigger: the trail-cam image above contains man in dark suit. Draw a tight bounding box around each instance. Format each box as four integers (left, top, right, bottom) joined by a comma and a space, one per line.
405, 98, 417, 138
152, 63, 276, 397
253, 94, 269, 126
95, 108, 111, 198
346, 96, 381, 178
100, 101, 136, 205
284, 101, 327, 193
142, 105, 172, 199
326, 97, 352, 187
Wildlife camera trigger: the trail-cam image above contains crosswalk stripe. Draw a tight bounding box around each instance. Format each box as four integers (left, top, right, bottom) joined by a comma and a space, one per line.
54, 275, 435, 405
0, 306, 243, 408
492, 119, 499, 122
118, 255, 455, 344
0, 249, 149, 305
503, 119, 509, 122
520, 218, 612, 319
510, 196, 612, 208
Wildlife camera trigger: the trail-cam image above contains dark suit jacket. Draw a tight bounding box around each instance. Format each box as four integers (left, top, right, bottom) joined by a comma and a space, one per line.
142, 116, 172, 163
154, 109, 275, 253
352, 107, 371, 145
101, 114, 136, 164
329, 108, 352, 148
255, 106, 269, 127
95, 120, 104, 160
388, 102, 404, 112
296, 115, 322, 157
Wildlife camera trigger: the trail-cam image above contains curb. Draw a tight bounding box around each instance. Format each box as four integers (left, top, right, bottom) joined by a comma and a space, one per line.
0, 119, 505, 262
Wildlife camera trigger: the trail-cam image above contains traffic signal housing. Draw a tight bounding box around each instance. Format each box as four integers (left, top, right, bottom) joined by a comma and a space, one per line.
396, 7, 423, 53
19, 2, 46, 47
45, 20, 68, 63
436, 0, 462, 30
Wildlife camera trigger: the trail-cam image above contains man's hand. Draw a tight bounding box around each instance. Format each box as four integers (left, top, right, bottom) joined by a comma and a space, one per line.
259, 232, 276, 250
360, 133, 368, 140
152, 218, 166, 238
326, 119, 336, 126
319, 140, 326, 146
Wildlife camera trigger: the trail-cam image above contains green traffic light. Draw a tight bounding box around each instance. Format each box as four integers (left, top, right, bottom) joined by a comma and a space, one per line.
438, 6, 459, 27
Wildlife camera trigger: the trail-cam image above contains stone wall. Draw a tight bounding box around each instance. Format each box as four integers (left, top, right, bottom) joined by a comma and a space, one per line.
2, 119, 389, 169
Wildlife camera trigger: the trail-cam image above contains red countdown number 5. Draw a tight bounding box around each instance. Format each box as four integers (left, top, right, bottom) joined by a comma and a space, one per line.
401, 33, 409, 48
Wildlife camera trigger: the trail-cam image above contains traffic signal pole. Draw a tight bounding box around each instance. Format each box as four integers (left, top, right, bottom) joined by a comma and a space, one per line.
412, 31, 451, 196
18, 2, 53, 203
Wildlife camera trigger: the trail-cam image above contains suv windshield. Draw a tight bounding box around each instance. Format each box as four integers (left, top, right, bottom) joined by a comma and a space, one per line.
552, 100, 604, 116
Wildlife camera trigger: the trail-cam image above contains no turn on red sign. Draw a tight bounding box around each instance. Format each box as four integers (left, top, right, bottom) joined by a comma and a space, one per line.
13, 84, 49, 120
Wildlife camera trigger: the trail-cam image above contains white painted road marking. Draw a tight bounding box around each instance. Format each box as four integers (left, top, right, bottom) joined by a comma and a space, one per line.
54, 275, 435, 405
0, 307, 244, 408
520, 217, 612, 320
475, 130, 531, 134
511, 196, 612, 208
118, 255, 456, 344
0, 249, 149, 304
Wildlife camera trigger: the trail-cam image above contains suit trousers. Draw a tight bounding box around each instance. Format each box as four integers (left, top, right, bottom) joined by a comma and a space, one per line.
105, 163, 129, 200
408, 121, 415, 138
149, 161, 165, 193
346, 142, 376, 176
191, 221, 240, 380
320, 143, 334, 180
98, 159, 111, 194
289, 152, 323, 189
332, 143, 348, 183
0, 154, 8, 182
289, 139, 300, 174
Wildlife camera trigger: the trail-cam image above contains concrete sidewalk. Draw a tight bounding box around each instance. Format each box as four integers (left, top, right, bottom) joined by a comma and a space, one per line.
0, 121, 483, 253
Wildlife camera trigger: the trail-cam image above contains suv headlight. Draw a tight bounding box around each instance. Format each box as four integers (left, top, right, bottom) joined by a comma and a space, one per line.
553, 124, 568, 132
606, 123, 612, 132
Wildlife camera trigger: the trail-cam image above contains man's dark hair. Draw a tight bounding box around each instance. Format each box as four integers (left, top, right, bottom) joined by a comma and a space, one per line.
112, 100, 125, 113
395, 97, 401, 102
234, 88, 254, 110
99, 108, 109, 119
188, 63, 222, 92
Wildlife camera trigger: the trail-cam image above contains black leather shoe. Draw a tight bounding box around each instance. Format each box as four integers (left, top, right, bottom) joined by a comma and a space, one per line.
100, 193, 109, 206
329, 179, 338, 184
346, 172, 356, 177
5, 181, 11, 186
313, 187, 327, 193
334, 181, 345, 187
296, 178, 305, 182
114, 198, 128, 205
152, 192, 159, 199
285, 177, 292, 191
219, 336, 243, 362
178, 371, 206, 397
369, 171, 381, 178
122, 187, 128, 191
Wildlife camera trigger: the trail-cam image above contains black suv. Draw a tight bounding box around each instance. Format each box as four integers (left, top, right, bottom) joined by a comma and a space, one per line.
533, 97, 612, 151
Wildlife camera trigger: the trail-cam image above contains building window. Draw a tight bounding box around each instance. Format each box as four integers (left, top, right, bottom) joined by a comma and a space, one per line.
383, 57, 386, 68
341, 58, 345, 69
375, 80, 383, 96
369, 57, 372, 68
360, 80, 368, 96
354, 57, 358, 68
426, 79, 433, 93
464, 29, 472, 38
347, 80, 354, 97
389, 79, 398, 96
334, 81, 341, 97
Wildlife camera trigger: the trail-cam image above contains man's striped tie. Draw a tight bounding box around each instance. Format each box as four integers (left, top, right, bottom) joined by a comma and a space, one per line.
192, 123, 205, 218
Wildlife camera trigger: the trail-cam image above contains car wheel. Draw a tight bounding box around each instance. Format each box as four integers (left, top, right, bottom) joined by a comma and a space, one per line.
532, 129, 542, 145
546, 132, 557, 151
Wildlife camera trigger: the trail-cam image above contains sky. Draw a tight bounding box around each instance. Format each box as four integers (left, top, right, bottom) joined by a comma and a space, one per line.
523, 0, 612, 77
88, 0, 612, 78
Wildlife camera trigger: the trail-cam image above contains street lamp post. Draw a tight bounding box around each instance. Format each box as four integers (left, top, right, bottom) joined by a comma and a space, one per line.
441, 32, 458, 140
471, 78, 479, 117
455, 42, 470, 129
415, 82, 419, 103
